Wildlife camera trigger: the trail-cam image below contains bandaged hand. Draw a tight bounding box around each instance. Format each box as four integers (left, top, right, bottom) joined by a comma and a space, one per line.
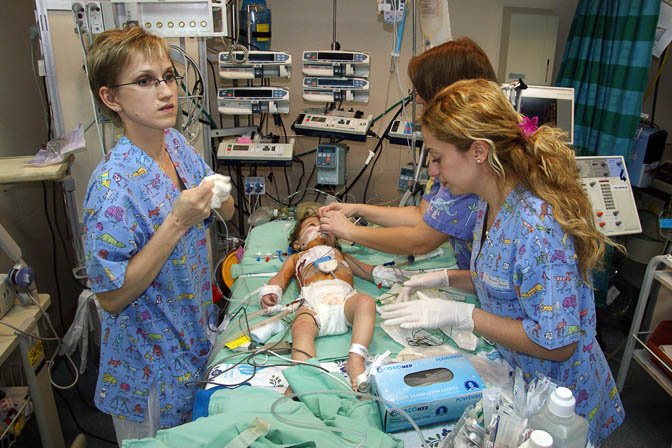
259, 284, 282, 308
397, 269, 450, 302
372, 265, 407, 288
380, 291, 475, 331
201, 174, 231, 209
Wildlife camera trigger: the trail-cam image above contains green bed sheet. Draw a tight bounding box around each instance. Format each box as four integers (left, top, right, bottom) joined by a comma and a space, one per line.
210, 219, 485, 370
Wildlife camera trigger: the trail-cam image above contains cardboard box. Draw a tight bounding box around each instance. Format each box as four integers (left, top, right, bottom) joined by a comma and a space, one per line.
370, 353, 484, 432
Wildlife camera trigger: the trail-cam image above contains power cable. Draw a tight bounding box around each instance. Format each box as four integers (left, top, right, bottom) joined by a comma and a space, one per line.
337, 97, 410, 200
42, 181, 66, 335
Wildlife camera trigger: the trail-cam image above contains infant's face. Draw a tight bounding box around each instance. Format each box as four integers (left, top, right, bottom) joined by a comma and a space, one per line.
298, 216, 334, 249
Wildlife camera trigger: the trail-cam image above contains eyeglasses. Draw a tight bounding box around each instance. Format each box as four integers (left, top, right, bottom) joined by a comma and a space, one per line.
112, 73, 184, 89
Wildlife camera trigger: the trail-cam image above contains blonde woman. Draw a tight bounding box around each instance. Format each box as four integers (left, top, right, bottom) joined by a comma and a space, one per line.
381, 79, 624, 445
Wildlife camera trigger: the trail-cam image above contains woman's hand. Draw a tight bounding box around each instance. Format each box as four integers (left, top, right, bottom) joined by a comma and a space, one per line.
319, 202, 359, 218
168, 182, 214, 230
319, 210, 355, 240
380, 291, 475, 331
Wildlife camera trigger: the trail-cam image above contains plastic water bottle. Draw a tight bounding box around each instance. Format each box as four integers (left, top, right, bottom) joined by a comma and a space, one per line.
518, 430, 554, 448
527, 387, 588, 448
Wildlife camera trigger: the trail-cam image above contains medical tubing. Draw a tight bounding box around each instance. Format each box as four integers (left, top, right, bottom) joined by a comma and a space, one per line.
371, 95, 411, 124
337, 97, 410, 199
393, 2, 406, 56
26, 291, 80, 390
271, 390, 428, 448
73, 7, 106, 156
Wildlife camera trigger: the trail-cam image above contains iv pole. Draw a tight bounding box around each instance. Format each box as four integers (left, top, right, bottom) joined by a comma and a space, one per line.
400, 0, 419, 207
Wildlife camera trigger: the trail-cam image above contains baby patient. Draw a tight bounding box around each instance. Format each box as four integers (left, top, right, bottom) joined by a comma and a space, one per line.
259, 213, 377, 391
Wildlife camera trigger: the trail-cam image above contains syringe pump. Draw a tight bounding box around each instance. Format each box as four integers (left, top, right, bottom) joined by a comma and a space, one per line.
218, 51, 292, 80
217, 87, 289, 115
302, 50, 370, 78
302, 77, 369, 103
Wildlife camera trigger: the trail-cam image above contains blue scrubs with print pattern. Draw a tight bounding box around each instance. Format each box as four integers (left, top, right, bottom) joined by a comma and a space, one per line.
423, 178, 479, 270
83, 128, 216, 427
470, 185, 624, 444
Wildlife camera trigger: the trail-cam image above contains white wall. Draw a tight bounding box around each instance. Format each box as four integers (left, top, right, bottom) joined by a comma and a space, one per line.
0, 2, 80, 333
47, 0, 580, 225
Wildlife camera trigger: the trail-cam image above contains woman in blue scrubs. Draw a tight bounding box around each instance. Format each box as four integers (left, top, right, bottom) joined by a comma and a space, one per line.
319, 38, 492, 270
381, 79, 624, 445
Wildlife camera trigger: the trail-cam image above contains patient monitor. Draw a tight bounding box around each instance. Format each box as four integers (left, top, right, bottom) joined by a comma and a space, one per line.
518, 85, 575, 146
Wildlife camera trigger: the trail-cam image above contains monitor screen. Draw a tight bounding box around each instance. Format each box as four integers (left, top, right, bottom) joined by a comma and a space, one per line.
517, 85, 574, 146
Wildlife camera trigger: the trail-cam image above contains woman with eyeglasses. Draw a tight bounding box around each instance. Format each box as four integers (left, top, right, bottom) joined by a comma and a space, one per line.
81, 27, 234, 444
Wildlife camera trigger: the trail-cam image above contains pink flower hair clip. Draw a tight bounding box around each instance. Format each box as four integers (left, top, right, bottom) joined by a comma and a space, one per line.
517, 115, 539, 139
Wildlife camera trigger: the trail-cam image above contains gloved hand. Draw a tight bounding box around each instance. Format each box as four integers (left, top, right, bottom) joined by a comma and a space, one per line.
397, 269, 450, 302
380, 291, 475, 331
201, 174, 231, 209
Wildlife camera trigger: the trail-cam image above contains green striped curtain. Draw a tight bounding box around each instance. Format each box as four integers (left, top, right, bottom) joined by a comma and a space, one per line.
556, 0, 659, 157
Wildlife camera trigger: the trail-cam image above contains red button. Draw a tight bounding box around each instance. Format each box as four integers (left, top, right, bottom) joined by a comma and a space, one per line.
597, 212, 603, 217
599, 222, 606, 227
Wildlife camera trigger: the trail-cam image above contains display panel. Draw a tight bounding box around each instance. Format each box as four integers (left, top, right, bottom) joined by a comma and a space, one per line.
518, 85, 574, 145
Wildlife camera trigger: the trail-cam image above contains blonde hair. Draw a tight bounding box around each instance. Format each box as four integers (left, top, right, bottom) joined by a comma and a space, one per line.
422, 79, 621, 282
85, 27, 170, 128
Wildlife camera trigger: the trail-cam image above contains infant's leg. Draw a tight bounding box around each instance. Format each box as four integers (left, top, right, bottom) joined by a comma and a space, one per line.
290, 306, 319, 361
344, 293, 377, 390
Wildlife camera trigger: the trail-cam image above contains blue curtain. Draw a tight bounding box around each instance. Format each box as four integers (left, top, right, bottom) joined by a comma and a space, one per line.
556, 0, 660, 157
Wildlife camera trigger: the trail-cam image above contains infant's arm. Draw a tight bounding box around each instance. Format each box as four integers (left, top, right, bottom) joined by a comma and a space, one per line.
261, 254, 299, 307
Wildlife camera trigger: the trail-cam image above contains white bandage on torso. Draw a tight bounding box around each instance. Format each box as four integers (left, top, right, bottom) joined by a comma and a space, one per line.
258, 284, 283, 308
202, 174, 232, 209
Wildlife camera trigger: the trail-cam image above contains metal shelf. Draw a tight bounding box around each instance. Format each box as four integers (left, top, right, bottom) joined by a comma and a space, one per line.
654, 270, 672, 291
617, 255, 672, 393
633, 349, 672, 396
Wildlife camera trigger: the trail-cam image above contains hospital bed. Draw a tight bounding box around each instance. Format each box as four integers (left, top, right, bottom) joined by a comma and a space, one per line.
126, 219, 511, 448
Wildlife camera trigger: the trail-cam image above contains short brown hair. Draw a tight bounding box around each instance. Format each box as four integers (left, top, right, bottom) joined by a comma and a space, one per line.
85, 27, 170, 128
408, 37, 497, 103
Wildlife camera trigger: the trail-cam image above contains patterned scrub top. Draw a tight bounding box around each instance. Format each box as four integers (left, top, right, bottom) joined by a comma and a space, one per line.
423, 184, 479, 270
82, 128, 216, 427
422, 176, 442, 202
470, 185, 624, 444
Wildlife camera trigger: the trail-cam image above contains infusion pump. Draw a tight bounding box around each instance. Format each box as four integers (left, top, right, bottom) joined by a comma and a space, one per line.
217, 87, 289, 115
576, 156, 641, 237
302, 51, 370, 78
302, 77, 369, 103
218, 51, 292, 80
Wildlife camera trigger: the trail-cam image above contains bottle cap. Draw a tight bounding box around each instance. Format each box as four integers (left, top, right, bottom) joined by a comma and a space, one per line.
548, 386, 575, 418
528, 430, 554, 448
